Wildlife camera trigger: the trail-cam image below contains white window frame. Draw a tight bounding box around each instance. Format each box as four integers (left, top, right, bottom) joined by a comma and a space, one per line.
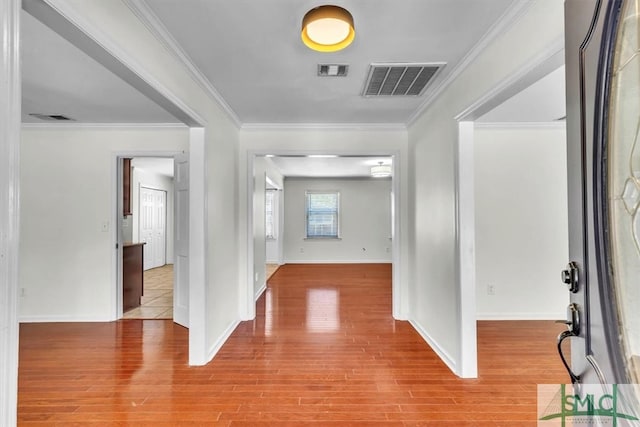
305, 190, 341, 239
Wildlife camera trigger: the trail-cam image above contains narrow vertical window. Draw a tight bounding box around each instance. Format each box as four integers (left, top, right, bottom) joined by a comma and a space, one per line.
306, 191, 340, 238
265, 189, 276, 239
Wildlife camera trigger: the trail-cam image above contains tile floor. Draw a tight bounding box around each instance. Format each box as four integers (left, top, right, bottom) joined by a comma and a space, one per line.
123, 264, 280, 320
123, 264, 173, 319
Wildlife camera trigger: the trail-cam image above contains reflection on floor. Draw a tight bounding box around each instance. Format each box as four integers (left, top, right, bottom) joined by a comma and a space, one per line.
123, 264, 173, 319
266, 263, 280, 281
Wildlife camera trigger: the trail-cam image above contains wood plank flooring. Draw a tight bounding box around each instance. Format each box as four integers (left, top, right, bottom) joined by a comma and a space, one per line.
18, 263, 568, 426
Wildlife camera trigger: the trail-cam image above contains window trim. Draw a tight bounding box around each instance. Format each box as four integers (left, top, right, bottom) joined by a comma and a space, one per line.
305, 190, 341, 239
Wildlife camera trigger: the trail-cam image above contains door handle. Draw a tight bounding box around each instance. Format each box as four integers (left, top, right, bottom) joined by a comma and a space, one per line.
557, 303, 581, 384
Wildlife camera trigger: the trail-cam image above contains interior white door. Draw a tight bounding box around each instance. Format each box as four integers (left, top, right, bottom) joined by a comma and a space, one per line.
140, 187, 167, 270
173, 152, 189, 327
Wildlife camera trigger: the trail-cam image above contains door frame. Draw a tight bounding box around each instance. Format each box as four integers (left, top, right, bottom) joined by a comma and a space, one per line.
1, 1, 20, 425
111, 127, 206, 365
244, 149, 403, 321
114, 151, 181, 320
454, 40, 565, 378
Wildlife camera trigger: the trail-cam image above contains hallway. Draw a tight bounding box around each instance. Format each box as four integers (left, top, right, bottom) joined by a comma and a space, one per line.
18, 264, 567, 425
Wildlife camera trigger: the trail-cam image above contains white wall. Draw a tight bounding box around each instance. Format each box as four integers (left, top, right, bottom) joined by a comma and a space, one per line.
19, 126, 188, 321
283, 178, 392, 263
131, 164, 175, 264
474, 124, 568, 319
407, 0, 565, 375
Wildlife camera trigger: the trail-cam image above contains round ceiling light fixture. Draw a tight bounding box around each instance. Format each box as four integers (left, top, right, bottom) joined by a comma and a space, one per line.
301, 5, 355, 52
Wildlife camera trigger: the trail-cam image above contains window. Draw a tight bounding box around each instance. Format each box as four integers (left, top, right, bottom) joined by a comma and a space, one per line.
265, 189, 276, 239
306, 191, 340, 238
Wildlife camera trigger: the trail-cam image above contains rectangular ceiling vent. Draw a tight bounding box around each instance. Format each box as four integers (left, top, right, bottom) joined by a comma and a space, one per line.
318, 64, 348, 77
28, 113, 75, 121
362, 63, 444, 96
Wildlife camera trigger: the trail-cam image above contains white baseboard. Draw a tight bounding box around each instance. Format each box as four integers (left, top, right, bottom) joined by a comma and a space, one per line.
254, 283, 267, 301
283, 259, 392, 264
19, 314, 111, 323
409, 319, 458, 376
476, 312, 564, 320
206, 319, 240, 363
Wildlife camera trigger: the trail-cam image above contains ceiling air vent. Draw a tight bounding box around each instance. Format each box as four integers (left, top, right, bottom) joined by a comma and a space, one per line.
318, 64, 348, 77
29, 113, 75, 121
362, 63, 444, 96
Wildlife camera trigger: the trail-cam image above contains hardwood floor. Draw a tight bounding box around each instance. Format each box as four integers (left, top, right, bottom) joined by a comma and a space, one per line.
18, 263, 567, 426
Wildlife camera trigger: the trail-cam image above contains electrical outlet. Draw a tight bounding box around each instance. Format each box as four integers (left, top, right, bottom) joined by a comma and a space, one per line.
487, 285, 496, 295
386, 247, 390, 253
300, 248, 304, 253
20, 288, 25, 298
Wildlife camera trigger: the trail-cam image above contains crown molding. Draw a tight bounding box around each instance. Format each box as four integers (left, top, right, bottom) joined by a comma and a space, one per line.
407, 0, 533, 126
21, 122, 189, 130
474, 121, 566, 130
241, 122, 407, 132
123, 0, 242, 128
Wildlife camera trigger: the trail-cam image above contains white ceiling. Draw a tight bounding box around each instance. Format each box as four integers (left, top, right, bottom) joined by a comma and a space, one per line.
20, 1, 566, 177
20, 0, 532, 126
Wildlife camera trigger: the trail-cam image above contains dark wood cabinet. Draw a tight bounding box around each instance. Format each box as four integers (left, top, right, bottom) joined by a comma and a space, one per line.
123, 158, 132, 216
123, 243, 144, 312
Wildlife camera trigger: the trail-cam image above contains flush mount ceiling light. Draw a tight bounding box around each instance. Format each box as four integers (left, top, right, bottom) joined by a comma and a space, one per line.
371, 162, 392, 178
301, 5, 355, 52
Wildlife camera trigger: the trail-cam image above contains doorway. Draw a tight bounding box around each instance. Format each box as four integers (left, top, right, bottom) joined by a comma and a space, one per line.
116, 154, 186, 324
246, 152, 401, 320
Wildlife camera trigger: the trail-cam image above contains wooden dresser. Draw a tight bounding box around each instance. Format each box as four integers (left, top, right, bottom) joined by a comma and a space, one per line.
123, 243, 144, 312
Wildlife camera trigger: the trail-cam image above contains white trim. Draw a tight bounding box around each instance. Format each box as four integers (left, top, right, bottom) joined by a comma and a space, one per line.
0, 1, 21, 425
284, 260, 393, 264
254, 283, 267, 301
188, 128, 208, 365
207, 320, 241, 362
455, 36, 565, 121
123, 0, 241, 128
19, 315, 111, 323
477, 313, 565, 321
241, 123, 407, 131
22, 122, 188, 130
474, 121, 566, 129
407, 0, 534, 126
456, 121, 478, 379
409, 320, 457, 375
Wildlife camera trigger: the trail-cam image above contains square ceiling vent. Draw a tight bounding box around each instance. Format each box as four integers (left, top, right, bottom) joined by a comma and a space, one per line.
362, 63, 444, 96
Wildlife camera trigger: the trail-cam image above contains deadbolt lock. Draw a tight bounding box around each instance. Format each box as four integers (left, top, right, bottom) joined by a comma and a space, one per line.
561, 261, 579, 293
